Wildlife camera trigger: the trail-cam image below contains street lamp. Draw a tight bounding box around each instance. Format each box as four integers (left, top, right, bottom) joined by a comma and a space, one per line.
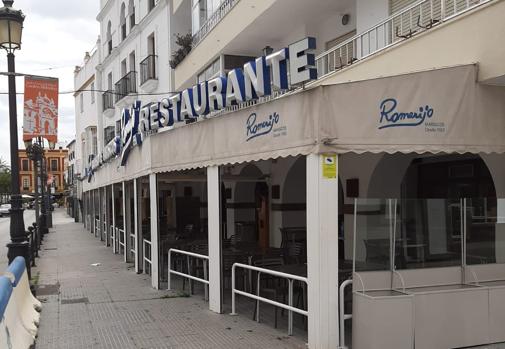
0, 0, 29, 271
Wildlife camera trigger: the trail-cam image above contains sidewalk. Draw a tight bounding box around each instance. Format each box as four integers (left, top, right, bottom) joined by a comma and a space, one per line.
33, 209, 306, 349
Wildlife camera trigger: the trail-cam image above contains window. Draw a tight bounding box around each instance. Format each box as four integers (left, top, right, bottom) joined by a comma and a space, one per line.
197, 57, 220, 83
120, 3, 127, 41
91, 82, 95, 104
91, 128, 98, 156
192, 0, 222, 34
107, 72, 113, 91
148, 0, 156, 12
104, 126, 115, 144
22, 177, 29, 190
148, 33, 155, 56
106, 21, 112, 55
192, 0, 207, 35
129, 0, 135, 29
80, 93, 84, 113
50, 159, 59, 172
129, 51, 136, 72
21, 159, 29, 171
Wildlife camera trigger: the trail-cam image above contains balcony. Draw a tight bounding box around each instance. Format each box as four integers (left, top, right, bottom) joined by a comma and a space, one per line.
114, 71, 137, 103
140, 55, 158, 85
192, 0, 241, 48
315, 0, 494, 80
102, 90, 114, 111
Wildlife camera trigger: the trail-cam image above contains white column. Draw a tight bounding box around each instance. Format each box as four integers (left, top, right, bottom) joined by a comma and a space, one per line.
306, 154, 339, 349
105, 187, 110, 246
149, 173, 159, 289
134, 178, 140, 273
122, 181, 127, 262
112, 184, 116, 254
93, 190, 97, 237
99, 188, 103, 241
207, 166, 222, 313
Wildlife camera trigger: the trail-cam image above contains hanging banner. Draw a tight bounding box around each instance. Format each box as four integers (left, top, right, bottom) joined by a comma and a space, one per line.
23, 77, 59, 143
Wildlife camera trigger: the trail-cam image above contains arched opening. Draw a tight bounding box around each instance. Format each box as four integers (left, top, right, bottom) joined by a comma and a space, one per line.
128, 0, 135, 29
367, 153, 497, 269
120, 3, 127, 41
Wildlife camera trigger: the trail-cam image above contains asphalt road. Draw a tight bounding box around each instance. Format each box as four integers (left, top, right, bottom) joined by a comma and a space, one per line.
0, 209, 36, 271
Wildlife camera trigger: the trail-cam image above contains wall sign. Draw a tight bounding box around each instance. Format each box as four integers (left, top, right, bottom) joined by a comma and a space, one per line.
378, 98, 435, 129
92, 37, 317, 169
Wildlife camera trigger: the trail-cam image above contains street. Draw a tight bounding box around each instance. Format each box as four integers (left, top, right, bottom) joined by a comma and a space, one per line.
0, 209, 36, 271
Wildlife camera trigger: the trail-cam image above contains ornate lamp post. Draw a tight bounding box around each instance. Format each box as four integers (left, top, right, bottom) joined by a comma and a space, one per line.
0, 0, 29, 269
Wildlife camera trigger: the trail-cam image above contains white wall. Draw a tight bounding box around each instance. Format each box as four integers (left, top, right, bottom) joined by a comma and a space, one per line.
356, 0, 389, 33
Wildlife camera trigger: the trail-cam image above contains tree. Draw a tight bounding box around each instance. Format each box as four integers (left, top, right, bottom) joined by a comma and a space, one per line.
0, 157, 11, 193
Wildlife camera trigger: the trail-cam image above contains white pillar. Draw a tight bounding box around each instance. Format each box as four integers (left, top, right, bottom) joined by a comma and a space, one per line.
207, 166, 222, 313
112, 184, 116, 254
99, 188, 104, 242
105, 187, 110, 246
306, 154, 339, 349
122, 181, 127, 262
93, 190, 97, 237
149, 173, 159, 289
134, 178, 140, 273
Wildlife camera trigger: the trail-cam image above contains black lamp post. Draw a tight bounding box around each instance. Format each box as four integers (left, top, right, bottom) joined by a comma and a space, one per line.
0, 0, 29, 270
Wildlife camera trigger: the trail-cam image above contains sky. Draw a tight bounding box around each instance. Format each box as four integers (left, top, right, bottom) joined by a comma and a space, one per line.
0, 0, 99, 163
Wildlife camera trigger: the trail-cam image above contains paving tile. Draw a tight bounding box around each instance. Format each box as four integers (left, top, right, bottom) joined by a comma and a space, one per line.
32, 210, 307, 349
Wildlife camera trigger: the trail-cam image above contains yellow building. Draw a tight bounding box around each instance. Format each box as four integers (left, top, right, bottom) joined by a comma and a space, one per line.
19, 147, 68, 196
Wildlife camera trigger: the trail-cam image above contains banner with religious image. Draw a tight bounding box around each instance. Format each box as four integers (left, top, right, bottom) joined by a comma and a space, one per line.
23, 76, 59, 143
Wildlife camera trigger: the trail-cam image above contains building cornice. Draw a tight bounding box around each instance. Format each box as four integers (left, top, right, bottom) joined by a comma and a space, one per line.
97, 0, 115, 22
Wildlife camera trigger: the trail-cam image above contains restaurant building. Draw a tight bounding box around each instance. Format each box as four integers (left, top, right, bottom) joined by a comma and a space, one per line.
76, 0, 505, 348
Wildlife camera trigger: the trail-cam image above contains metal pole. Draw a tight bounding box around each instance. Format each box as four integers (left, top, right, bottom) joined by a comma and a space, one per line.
6, 52, 29, 275
38, 138, 48, 238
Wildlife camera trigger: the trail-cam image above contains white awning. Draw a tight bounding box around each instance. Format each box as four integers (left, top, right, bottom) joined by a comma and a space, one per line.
85, 64, 505, 190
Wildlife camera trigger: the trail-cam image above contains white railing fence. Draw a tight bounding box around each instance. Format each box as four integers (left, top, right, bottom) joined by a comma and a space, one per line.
167, 248, 209, 301
143, 239, 152, 275
94, 218, 100, 237
110, 225, 115, 247
118, 228, 126, 255
129, 233, 136, 258
316, 0, 491, 78
192, 0, 241, 47
339, 279, 353, 349
231, 263, 308, 336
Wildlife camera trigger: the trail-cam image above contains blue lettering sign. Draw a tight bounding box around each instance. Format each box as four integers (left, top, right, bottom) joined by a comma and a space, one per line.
378, 98, 434, 129
246, 112, 280, 141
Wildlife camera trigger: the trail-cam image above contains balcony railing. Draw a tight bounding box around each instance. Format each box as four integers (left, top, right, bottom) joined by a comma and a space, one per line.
114, 71, 137, 103
102, 90, 114, 110
316, 0, 492, 78
192, 0, 241, 47
140, 55, 157, 84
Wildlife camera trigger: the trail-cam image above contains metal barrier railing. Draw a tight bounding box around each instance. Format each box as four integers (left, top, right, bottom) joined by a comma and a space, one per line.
143, 239, 152, 274
94, 218, 100, 237
339, 279, 353, 349
110, 225, 115, 246
129, 233, 136, 257
316, 0, 492, 78
118, 228, 126, 255
231, 263, 308, 336
167, 248, 209, 301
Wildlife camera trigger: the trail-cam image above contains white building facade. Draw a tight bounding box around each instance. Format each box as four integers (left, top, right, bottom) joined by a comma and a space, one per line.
76, 0, 505, 348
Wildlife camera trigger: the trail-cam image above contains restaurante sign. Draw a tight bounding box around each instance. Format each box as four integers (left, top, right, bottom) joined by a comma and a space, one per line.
92, 37, 317, 170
